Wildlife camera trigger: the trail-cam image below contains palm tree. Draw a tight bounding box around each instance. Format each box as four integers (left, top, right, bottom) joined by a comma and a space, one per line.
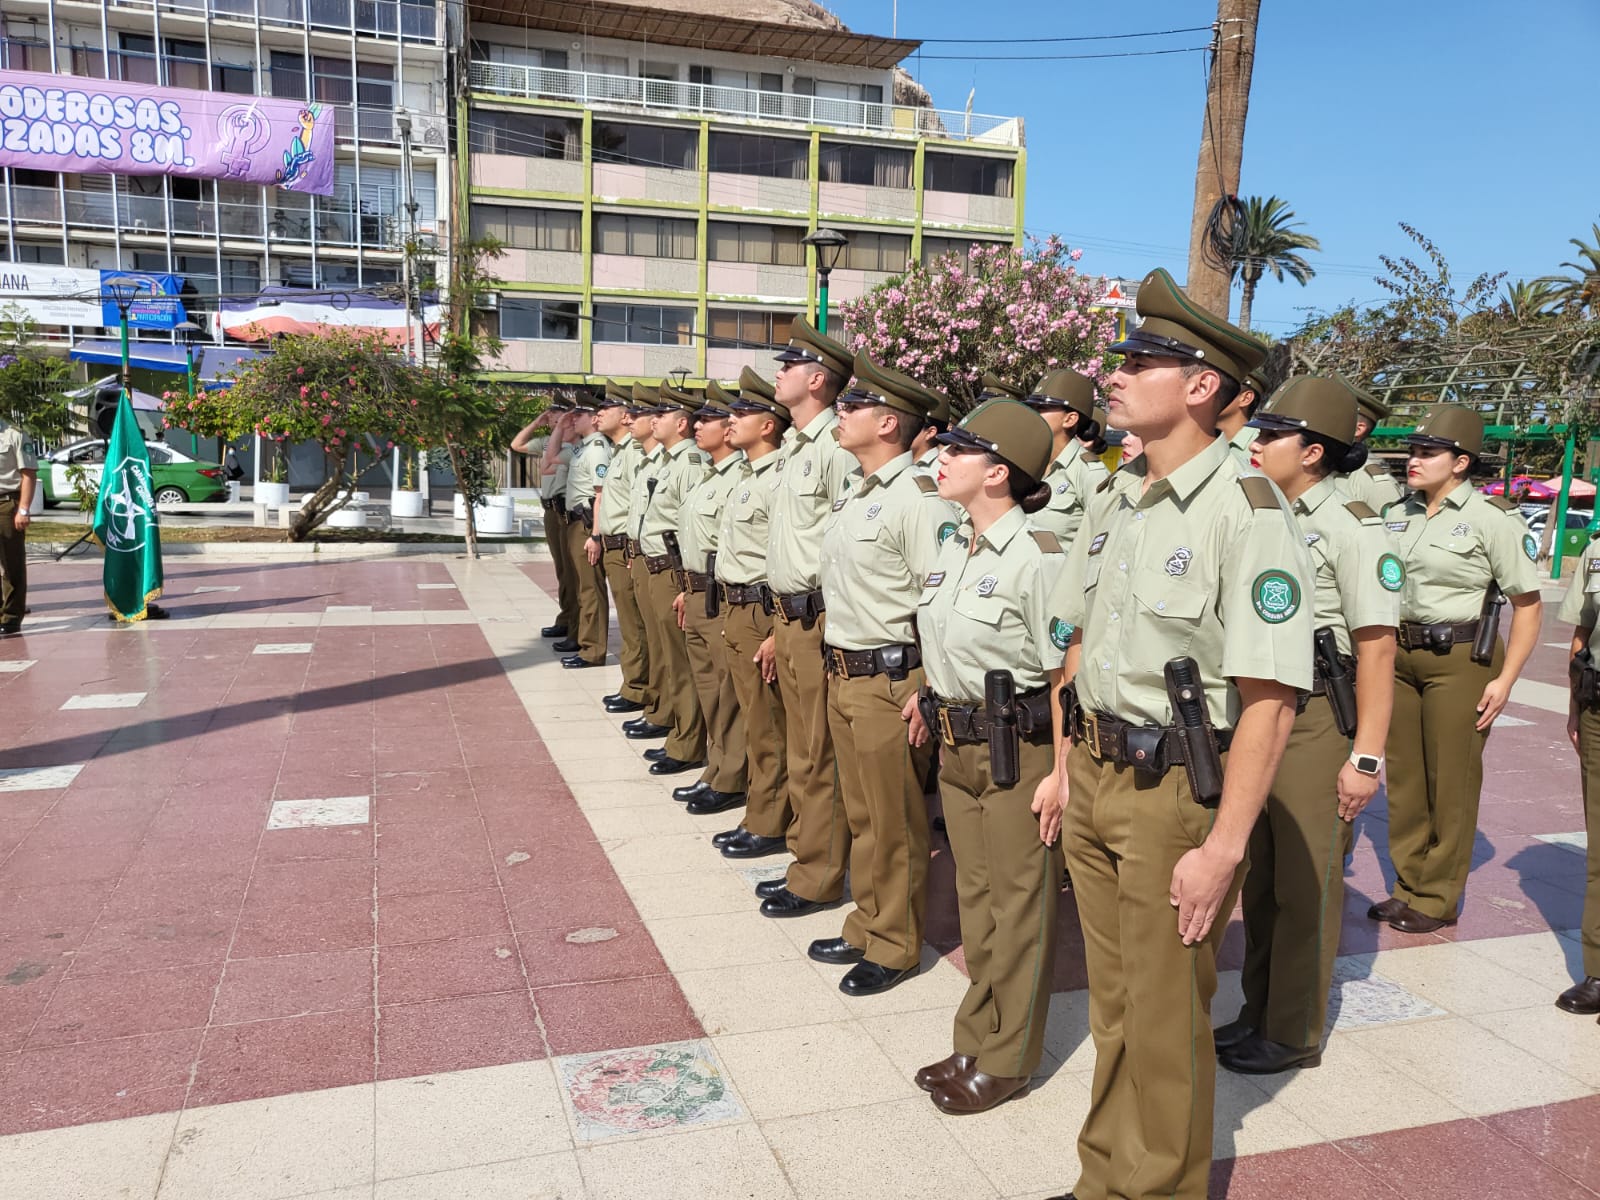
1539, 222, 1600, 315
1502, 278, 1561, 320
1229, 195, 1321, 330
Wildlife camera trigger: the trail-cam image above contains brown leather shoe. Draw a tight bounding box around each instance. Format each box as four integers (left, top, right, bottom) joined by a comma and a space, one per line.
1556, 976, 1600, 1014
914, 1052, 975, 1094
1366, 896, 1406, 921
1388, 903, 1453, 934
931, 1069, 1030, 1115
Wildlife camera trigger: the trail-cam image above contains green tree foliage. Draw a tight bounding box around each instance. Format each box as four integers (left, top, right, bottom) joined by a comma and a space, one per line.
1228, 195, 1321, 331
0, 309, 73, 441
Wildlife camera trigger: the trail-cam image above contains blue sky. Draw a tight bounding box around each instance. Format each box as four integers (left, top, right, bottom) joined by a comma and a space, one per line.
829, 0, 1600, 334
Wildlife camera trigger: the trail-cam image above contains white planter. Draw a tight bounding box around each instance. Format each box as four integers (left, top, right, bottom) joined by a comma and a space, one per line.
473, 501, 515, 535
390, 489, 425, 518
28, 486, 43, 515
453, 492, 467, 521
325, 507, 368, 529
256, 481, 290, 507
225, 480, 242, 503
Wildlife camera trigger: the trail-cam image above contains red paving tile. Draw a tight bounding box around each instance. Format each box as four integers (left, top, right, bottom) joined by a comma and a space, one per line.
0, 1028, 201, 1135
377, 991, 545, 1079
377, 934, 526, 1006
1483, 1097, 1600, 1193
190, 1009, 375, 1107
212, 949, 374, 1025
517, 922, 668, 988
377, 888, 513, 946
1333, 1117, 1600, 1200
231, 894, 373, 959
535, 974, 701, 1057
1210, 1143, 1401, 1199
29, 964, 219, 1048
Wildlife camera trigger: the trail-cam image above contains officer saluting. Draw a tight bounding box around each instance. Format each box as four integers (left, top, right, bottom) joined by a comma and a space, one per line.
1039, 269, 1312, 1200
1024, 368, 1108, 550
1557, 531, 1600, 1020
560, 394, 614, 670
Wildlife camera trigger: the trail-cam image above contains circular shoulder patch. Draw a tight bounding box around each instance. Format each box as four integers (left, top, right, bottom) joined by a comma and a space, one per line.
595, 463, 607, 478
1251, 569, 1301, 625
937, 521, 958, 545
1049, 617, 1072, 651
1523, 533, 1538, 561
1377, 553, 1405, 592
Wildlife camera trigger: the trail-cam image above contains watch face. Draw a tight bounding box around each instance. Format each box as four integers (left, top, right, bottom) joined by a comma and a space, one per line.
1353, 754, 1381, 774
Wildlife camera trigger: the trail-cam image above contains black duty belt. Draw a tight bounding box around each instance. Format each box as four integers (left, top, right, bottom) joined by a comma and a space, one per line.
644, 553, 676, 574
0, 490, 17, 501
600, 534, 628, 551
1398, 621, 1476, 651
683, 570, 710, 593
823, 643, 921, 679
933, 691, 1053, 747
774, 589, 824, 623
1071, 707, 1233, 770
721, 582, 769, 606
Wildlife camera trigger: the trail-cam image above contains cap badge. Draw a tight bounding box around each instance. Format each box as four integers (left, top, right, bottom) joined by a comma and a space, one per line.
1165, 547, 1193, 577
1452, 522, 1471, 538
976, 574, 999, 597
866, 503, 882, 520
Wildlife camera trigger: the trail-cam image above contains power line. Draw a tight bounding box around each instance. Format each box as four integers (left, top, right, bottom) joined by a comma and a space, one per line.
912, 45, 1209, 62
914, 26, 1212, 44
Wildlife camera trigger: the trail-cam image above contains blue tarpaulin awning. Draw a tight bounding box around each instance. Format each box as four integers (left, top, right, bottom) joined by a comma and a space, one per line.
69, 341, 262, 381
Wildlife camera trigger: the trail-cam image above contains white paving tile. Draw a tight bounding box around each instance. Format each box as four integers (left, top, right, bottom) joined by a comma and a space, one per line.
193, 586, 240, 593
416, 583, 457, 590
60, 691, 147, 710
0, 764, 84, 792
253, 642, 314, 654
1326, 956, 1448, 1031
0, 658, 36, 672
1535, 831, 1588, 854
1492, 715, 1534, 728
266, 795, 371, 829
327, 605, 373, 613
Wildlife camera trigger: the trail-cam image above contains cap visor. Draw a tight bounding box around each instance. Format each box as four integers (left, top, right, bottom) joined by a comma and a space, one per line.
933, 427, 993, 453
773, 348, 812, 363
1108, 333, 1200, 360
1406, 434, 1460, 450
1245, 414, 1306, 432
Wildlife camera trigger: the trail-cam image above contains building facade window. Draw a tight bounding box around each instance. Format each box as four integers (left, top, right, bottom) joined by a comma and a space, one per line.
468, 109, 580, 159
818, 142, 912, 189
921, 237, 1008, 266
8, 242, 64, 265
707, 221, 805, 266
840, 231, 910, 273
592, 121, 697, 171
924, 152, 1014, 199
708, 308, 794, 350
500, 298, 580, 340
593, 213, 696, 259
708, 132, 808, 180
470, 205, 581, 252
593, 303, 693, 345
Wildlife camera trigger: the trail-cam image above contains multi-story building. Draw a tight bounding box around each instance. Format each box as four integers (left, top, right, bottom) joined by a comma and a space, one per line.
0, 0, 450, 375
463, 0, 1026, 385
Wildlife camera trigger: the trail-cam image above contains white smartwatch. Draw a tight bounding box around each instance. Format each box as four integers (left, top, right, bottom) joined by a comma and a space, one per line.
1349, 752, 1383, 776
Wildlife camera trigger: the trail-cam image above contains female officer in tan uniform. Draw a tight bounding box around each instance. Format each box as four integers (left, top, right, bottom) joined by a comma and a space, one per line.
1556, 535, 1600, 1020
908, 399, 1066, 1116
1023, 368, 1106, 549
1213, 376, 1399, 1075
1376, 404, 1543, 932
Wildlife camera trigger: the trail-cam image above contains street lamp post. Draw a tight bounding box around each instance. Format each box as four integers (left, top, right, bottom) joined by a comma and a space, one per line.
175, 318, 203, 457
105, 279, 143, 396
669, 367, 690, 390
801, 227, 849, 335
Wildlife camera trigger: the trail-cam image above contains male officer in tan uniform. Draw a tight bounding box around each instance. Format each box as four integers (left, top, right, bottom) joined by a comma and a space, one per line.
1039, 269, 1310, 1200
759, 319, 861, 918
0, 418, 37, 636
1217, 365, 1270, 464
670, 383, 748, 813
1557, 532, 1600, 1020
1025, 368, 1108, 549
806, 351, 957, 996
623, 385, 673, 743
543, 401, 582, 649
1337, 382, 1405, 510
712, 369, 794, 860
637, 384, 710, 773
561, 396, 612, 669
594, 382, 649, 714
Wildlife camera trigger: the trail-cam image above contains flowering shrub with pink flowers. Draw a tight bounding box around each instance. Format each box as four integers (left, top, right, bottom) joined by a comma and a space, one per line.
835, 235, 1120, 415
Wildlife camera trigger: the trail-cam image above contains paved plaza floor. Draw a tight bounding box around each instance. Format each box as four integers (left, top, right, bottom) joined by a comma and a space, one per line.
0, 547, 1596, 1199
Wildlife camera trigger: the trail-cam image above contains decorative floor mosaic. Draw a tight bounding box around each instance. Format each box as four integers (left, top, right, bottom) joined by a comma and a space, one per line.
555, 1039, 745, 1143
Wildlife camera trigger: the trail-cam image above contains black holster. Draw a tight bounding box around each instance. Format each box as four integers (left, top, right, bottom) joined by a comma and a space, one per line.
985, 670, 1021, 788
572, 502, 594, 530
1312, 627, 1359, 739
916, 685, 938, 742
1472, 582, 1504, 666
705, 552, 720, 619
1573, 648, 1599, 709
1164, 657, 1224, 808
879, 644, 912, 682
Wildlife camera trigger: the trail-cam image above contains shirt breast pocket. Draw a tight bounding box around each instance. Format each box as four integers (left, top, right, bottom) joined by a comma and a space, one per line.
1083, 556, 1105, 593
852, 519, 883, 543
1131, 565, 1210, 632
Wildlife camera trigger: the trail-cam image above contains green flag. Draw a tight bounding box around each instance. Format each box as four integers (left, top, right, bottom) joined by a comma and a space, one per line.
92, 387, 163, 621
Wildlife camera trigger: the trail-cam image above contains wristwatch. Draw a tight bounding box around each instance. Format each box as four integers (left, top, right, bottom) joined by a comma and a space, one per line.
1349, 752, 1383, 776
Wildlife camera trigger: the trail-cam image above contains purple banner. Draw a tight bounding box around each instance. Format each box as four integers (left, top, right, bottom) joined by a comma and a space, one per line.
0, 70, 335, 196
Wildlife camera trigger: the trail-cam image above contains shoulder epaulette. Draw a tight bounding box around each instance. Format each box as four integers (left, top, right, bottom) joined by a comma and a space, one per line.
1344, 500, 1378, 521
1238, 476, 1280, 511
914, 474, 937, 494
830, 427, 842, 443
1486, 495, 1520, 513
1080, 451, 1100, 464
1095, 474, 1116, 494
1030, 530, 1063, 554
1364, 461, 1392, 477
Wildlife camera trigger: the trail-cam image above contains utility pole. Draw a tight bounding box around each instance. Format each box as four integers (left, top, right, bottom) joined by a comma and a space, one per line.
1185, 0, 1260, 318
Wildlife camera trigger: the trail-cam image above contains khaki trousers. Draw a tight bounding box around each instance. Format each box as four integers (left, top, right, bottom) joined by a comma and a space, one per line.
1064, 741, 1243, 1200
564, 521, 608, 665
629, 553, 670, 727
603, 548, 651, 706
1239, 694, 1352, 1050
1385, 639, 1502, 920
645, 567, 706, 763
775, 613, 848, 902
683, 596, 746, 793
544, 501, 579, 631
1576, 705, 1600, 977
943, 735, 1061, 1078
722, 600, 790, 839
830, 668, 932, 971
0, 495, 24, 626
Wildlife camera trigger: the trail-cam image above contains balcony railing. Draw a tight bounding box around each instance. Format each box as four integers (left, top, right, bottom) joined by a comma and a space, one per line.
468, 62, 1024, 148
108, 0, 441, 44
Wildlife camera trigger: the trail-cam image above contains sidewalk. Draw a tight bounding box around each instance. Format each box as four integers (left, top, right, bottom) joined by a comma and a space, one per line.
0, 553, 1595, 1199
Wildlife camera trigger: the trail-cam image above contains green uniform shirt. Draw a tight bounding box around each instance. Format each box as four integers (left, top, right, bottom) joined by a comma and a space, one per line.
1382, 481, 1541, 623
1291, 477, 1402, 656
640, 437, 709, 557
915, 446, 940, 478
549, 441, 574, 499
564, 432, 611, 509
1338, 459, 1405, 511
628, 443, 664, 541
1557, 537, 1600, 630
1049, 436, 1316, 730
767, 407, 857, 595
919, 506, 1069, 702
0, 426, 37, 491
594, 435, 637, 537
715, 451, 780, 586
1034, 444, 1109, 550
820, 452, 958, 650
1226, 425, 1255, 465
679, 450, 745, 574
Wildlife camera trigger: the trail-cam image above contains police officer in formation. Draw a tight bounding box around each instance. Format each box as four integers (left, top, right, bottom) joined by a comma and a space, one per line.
1340, 387, 1406, 510
527, 262, 1577, 1200
560, 396, 613, 670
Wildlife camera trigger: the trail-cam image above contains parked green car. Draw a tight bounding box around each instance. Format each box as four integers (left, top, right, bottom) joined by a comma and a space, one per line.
40, 438, 229, 507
